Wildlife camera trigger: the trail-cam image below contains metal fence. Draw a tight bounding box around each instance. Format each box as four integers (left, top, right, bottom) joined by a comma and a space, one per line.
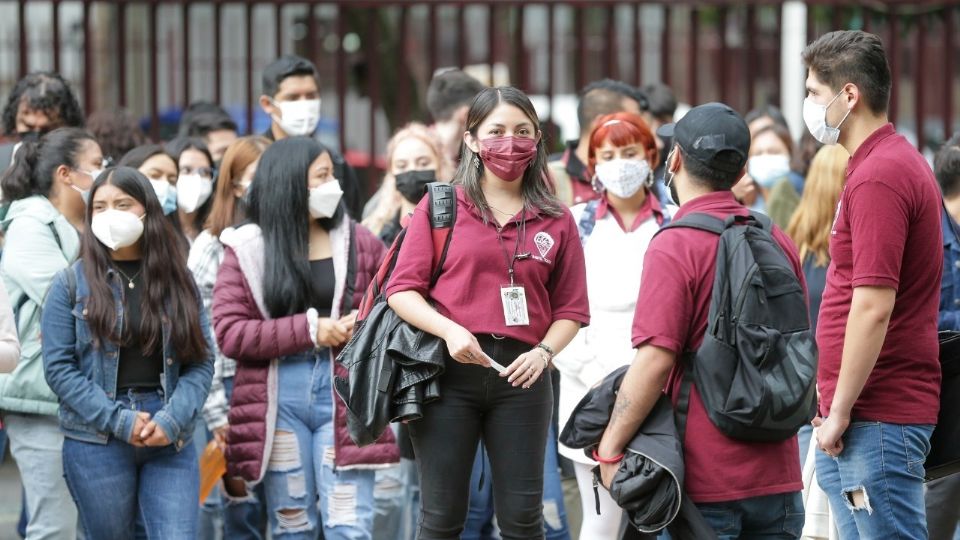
0, 1, 958, 179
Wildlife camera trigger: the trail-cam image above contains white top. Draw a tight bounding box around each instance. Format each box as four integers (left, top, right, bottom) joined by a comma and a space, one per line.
554, 200, 662, 464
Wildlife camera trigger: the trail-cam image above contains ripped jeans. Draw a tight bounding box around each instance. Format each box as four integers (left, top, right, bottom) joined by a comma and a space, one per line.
264, 350, 376, 539
815, 421, 934, 540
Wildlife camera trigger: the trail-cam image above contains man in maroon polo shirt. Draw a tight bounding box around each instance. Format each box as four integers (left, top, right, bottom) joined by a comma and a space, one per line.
803, 31, 942, 539
596, 102, 805, 537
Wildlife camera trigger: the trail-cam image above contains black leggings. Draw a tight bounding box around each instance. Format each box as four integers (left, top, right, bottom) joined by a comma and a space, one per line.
409, 334, 553, 540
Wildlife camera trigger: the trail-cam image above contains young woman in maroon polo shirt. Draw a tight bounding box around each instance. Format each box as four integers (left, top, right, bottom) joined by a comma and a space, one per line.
554, 112, 666, 540
386, 86, 590, 540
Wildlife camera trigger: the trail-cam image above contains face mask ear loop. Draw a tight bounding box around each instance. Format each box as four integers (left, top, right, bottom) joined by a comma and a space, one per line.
825, 89, 851, 130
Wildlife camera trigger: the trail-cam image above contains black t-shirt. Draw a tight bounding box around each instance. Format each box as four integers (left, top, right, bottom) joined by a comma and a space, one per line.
114, 260, 165, 390
310, 258, 335, 317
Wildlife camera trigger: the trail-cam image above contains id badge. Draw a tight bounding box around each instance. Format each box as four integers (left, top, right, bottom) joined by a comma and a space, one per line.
500, 285, 530, 327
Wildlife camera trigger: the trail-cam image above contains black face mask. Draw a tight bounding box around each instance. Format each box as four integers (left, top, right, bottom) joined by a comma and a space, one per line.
17, 131, 42, 143
395, 169, 437, 204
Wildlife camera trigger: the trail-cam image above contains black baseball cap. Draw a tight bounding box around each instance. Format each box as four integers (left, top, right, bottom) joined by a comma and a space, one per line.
656, 102, 750, 174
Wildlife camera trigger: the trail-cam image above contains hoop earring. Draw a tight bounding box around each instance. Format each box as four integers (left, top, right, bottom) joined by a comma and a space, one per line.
644, 170, 655, 188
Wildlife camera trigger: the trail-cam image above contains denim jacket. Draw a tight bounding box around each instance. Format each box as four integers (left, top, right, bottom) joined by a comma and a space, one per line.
939, 209, 960, 331
40, 261, 214, 449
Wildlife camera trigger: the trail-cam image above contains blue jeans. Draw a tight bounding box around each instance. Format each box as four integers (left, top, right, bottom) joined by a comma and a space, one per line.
265, 351, 376, 539
373, 421, 419, 540
61, 388, 199, 539
816, 421, 934, 539
697, 492, 804, 539
372, 454, 419, 540
463, 421, 571, 540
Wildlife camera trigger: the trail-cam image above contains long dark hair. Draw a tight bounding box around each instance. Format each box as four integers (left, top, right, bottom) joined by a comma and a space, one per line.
455, 86, 564, 218
246, 137, 345, 318
1, 127, 95, 202
118, 143, 171, 169
80, 167, 208, 363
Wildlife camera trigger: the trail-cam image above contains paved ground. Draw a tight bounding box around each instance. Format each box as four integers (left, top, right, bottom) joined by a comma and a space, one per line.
0, 449, 22, 540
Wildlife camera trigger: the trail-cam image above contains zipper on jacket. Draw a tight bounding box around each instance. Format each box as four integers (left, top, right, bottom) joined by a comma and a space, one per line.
592, 473, 601, 515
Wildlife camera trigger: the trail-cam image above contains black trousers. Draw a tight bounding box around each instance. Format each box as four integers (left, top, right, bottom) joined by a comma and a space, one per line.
409, 334, 553, 540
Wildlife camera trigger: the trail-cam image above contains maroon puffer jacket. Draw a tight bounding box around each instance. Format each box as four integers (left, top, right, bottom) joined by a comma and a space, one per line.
212, 219, 398, 482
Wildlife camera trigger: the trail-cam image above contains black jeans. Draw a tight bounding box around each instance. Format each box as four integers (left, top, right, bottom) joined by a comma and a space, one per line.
409, 335, 553, 540
925, 473, 960, 540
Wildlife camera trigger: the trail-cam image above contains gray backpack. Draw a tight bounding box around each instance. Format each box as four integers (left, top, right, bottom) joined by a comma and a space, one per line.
656, 212, 817, 442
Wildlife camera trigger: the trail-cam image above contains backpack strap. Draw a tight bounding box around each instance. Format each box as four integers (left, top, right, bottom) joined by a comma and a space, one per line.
48, 222, 62, 251
654, 212, 726, 238
747, 211, 773, 232
356, 183, 456, 322
427, 182, 456, 288
63, 265, 78, 305
11, 223, 69, 327
674, 352, 696, 446
576, 199, 601, 245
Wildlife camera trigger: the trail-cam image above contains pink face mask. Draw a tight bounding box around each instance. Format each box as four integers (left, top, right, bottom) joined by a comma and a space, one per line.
478, 136, 538, 181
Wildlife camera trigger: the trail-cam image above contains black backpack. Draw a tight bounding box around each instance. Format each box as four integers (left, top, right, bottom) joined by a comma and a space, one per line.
655, 212, 817, 442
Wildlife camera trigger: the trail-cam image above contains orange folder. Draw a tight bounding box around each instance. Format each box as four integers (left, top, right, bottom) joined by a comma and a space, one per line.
199, 440, 227, 503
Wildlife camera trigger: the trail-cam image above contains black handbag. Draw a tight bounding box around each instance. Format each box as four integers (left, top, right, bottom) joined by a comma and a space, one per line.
926, 330, 960, 481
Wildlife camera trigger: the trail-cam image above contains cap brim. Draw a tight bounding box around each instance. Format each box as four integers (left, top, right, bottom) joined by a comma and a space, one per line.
656, 123, 676, 139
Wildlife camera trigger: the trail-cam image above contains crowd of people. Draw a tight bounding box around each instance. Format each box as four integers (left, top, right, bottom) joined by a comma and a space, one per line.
0, 27, 955, 540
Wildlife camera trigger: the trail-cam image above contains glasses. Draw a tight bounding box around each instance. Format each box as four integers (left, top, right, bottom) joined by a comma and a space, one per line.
180, 166, 215, 179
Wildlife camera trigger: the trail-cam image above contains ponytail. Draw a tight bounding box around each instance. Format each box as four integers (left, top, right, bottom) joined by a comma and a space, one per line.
1, 140, 41, 201
0, 127, 95, 202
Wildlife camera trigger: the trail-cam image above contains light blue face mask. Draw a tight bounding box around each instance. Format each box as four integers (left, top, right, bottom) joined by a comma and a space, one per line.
71, 185, 90, 204
149, 179, 179, 216
72, 168, 103, 205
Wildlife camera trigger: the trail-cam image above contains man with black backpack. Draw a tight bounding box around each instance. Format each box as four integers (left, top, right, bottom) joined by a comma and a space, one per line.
804, 31, 942, 539
595, 102, 810, 538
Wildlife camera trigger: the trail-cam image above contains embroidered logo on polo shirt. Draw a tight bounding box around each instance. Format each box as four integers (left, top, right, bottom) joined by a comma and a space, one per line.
533, 232, 555, 263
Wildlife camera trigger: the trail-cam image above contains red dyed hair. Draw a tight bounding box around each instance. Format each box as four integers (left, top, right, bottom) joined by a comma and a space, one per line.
587, 112, 659, 177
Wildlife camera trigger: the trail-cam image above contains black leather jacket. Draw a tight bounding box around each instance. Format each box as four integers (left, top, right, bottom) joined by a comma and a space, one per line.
334, 301, 445, 447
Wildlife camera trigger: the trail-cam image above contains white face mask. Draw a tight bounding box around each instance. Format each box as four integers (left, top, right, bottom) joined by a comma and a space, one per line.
149, 179, 179, 216
594, 159, 651, 199
273, 99, 321, 137
747, 154, 792, 189
91, 209, 145, 251
802, 91, 851, 145
177, 174, 213, 214
71, 168, 103, 204
308, 180, 344, 219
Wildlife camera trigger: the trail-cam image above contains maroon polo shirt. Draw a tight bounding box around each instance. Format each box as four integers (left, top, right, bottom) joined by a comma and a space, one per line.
386, 186, 590, 346
631, 190, 804, 503
817, 124, 942, 424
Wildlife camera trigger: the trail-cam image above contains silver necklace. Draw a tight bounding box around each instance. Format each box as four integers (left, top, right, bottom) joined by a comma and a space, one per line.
486, 199, 525, 218
114, 265, 142, 289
